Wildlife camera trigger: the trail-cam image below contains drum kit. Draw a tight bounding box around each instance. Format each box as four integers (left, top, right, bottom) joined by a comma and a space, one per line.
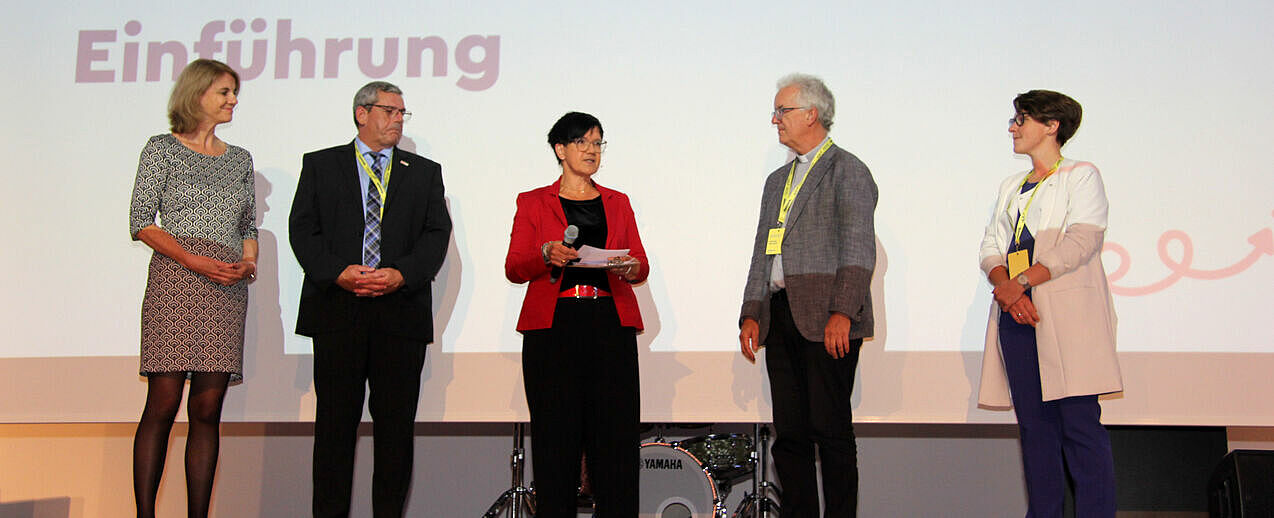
483, 423, 781, 518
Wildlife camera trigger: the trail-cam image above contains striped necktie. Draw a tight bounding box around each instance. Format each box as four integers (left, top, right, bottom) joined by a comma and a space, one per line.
362, 153, 383, 267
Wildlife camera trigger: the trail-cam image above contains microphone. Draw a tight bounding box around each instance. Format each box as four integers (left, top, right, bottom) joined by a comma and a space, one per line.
550, 225, 579, 283
563, 225, 580, 247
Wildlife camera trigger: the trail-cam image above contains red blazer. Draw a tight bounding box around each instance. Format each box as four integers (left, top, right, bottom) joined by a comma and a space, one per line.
505, 179, 649, 331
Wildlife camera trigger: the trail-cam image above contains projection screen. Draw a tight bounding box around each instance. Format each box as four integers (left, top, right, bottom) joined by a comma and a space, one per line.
2, 0, 1272, 425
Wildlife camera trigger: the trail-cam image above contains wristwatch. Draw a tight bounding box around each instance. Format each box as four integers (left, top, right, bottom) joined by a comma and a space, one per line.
1016, 274, 1031, 288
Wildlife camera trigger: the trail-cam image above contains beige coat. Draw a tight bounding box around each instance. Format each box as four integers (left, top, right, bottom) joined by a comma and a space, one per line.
977, 160, 1123, 407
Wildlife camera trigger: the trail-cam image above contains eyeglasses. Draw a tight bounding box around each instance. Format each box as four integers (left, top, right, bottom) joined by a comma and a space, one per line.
772, 106, 808, 120
1009, 113, 1029, 127
365, 104, 412, 122
570, 138, 607, 152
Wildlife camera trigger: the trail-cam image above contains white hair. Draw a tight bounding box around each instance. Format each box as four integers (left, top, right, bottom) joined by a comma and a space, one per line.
777, 73, 835, 130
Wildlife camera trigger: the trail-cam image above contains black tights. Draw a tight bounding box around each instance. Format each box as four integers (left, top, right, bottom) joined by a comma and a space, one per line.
133, 372, 230, 518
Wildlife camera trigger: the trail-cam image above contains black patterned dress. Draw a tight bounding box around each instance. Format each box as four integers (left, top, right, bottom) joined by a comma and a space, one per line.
128, 134, 257, 381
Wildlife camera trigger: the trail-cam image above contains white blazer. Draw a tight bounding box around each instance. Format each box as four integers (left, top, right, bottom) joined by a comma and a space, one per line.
977, 159, 1123, 407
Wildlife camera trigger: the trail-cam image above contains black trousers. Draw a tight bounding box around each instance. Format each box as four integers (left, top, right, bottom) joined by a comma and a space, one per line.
311, 315, 427, 518
522, 298, 640, 518
765, 290, 863, 518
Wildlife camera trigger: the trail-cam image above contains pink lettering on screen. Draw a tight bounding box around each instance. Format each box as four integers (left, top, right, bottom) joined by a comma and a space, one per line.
1104, 210, 1274, 296
75, 18, 500, 90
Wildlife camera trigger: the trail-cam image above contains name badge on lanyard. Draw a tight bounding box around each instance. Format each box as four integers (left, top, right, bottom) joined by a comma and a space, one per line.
1007, 250, 1030, 279
356, 149, 394, 219
1005, 157, 1062, 278
766, 228, 784, 255
767, 139, 833, 256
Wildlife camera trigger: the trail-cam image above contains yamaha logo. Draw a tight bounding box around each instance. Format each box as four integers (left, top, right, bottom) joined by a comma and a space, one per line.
642, 457, 684, 470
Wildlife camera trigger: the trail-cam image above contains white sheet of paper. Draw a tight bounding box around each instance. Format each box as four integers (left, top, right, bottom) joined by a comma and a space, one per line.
571, 245, 632, 267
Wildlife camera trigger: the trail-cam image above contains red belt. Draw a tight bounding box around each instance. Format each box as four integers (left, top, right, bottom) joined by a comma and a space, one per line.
558, 285, 611, 299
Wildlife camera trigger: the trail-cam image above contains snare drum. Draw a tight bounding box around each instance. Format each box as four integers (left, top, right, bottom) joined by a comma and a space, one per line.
639, 442, 718, 518
676, 433, 755, 482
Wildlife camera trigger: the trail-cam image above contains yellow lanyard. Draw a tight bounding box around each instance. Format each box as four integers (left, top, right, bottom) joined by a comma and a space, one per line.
778, 138, 833, 225
1009, 156, 1063, 246
356, 149, 393, 219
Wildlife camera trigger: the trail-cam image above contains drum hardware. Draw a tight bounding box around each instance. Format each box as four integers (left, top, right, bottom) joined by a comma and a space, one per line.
731, 424, 780, 518
523, 481, 597, 518
490, 423, 780, 517
482, 423, 533, 518
643, 422, 715, 443
484, 424, 596, 517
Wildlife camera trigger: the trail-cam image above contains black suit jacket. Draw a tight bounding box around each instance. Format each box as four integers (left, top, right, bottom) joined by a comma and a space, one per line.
288, 141, 452, 342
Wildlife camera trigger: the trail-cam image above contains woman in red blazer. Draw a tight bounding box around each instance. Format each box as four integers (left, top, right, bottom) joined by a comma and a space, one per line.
504, 112, 648, 517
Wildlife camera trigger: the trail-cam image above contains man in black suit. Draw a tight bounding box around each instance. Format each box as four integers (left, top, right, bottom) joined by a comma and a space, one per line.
289, 81, 452, 518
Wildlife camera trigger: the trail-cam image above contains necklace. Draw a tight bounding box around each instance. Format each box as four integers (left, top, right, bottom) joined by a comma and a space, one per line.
559, 179, 594, 195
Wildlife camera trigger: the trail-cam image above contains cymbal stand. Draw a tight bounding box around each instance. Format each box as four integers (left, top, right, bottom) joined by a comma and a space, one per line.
732, 423, 780, 518
483, 423, 532, 518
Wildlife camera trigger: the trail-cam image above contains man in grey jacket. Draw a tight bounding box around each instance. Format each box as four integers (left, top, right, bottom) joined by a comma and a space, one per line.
739, 73, 877, 518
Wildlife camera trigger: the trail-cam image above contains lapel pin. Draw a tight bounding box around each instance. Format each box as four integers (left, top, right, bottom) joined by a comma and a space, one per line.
400, 160, 409, 166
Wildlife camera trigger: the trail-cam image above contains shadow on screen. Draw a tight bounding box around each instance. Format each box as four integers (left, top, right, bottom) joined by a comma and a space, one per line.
852, 237, 891, 412
420, 195, 461, 418
224, 169, 302, 420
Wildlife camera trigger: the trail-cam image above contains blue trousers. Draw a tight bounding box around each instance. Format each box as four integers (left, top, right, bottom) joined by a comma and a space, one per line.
999, 312, 1116, 518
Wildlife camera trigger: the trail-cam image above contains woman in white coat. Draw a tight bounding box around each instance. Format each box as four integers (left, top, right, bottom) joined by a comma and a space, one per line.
978, 90, 1122, 518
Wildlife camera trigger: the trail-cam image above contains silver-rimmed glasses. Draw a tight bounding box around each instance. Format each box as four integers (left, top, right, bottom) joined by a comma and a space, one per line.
772, 106, 808, 120
365, 104, 412, 122
570, 138, 607, 153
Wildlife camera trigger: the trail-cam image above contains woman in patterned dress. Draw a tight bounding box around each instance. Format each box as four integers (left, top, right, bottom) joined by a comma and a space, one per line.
127, 59, 258, 518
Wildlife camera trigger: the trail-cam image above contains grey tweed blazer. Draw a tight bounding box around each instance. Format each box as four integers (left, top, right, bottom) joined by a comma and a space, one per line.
740, 144, 878, 344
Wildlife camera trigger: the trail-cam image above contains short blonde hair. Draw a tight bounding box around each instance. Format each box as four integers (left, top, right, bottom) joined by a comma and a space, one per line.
167, 59, 240, 134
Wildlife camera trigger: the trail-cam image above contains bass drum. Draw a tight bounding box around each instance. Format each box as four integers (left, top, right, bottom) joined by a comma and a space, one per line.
639, 442, 719, 518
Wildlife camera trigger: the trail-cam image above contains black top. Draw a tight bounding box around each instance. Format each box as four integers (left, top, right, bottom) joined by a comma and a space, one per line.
559, 196, 608, 290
